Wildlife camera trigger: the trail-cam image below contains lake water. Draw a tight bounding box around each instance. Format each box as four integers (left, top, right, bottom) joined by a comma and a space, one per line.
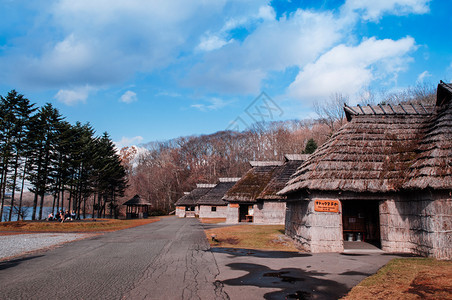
2, 206, 93, 221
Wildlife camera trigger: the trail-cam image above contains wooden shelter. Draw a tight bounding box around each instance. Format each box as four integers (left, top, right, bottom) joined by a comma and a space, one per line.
175, 184, 215, 217
123, 195, 152, 219
223, 160, 302, 224
279, 81, 452, 259
197, 178, 240, 219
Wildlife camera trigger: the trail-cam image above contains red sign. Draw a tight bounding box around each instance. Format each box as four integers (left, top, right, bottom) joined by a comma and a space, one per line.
229, 203, 239, 208
314, 199, 340, 213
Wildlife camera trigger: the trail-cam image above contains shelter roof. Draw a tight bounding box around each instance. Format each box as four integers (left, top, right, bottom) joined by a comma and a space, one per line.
123, 195, 151, 206
279, 82, 452, 195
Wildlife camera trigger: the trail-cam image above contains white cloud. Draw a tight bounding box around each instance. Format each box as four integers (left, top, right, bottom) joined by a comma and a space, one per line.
114, 136, 144, 149
287, 37, 416, 102
186, 9, 344, 94
416, 70, 431, 82
54, 86, 94, 105
197, 35, 232, 52
191, 97, 229, 111
120, 90, 137, 103
344, 0, 431, 21
257, 5, 276, 21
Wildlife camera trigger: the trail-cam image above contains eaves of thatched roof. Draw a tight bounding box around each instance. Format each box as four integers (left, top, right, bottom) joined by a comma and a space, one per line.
280, 82, 452, 196
223, 162, 282, 203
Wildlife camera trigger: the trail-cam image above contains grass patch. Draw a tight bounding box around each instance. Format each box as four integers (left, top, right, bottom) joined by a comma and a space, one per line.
342, 258, 452, 300
199, 218, 226, 224
0, 218, 160, 234
205, 224, 299, 252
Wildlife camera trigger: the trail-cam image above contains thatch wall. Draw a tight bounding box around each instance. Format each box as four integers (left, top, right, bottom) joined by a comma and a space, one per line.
285, 199, 343, 252
380, 192, 452, 259
254, 201, 286, 225
198, 205, 228, 218
226, 204, 240, 224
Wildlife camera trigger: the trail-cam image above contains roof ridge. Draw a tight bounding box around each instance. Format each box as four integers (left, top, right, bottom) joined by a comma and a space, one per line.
250, 161, 284, 167
218, 177, 241, 182
196, 183, 216, 188
284, 154, 309, 161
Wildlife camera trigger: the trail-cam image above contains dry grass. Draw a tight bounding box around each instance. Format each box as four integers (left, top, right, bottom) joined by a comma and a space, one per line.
205, 224, 300, 252
0, 218, 160, 234
342, 258, 452, 300
199, 218, 226, 224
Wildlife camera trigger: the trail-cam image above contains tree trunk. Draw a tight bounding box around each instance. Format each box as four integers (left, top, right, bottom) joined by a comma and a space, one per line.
8, 155, 20, 221
17, 158, 27, 221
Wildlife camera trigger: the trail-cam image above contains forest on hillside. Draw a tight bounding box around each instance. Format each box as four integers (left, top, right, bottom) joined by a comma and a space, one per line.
120, 84, 436, 213
0, 84, 436, 219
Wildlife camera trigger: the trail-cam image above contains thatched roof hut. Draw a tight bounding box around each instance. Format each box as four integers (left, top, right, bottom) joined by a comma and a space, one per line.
279, 81, 452, 259
223, 161, 283, 203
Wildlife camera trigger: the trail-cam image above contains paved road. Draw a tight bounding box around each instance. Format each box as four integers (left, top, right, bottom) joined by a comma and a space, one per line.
0, 217, 227, 300
0, 217, 401, 300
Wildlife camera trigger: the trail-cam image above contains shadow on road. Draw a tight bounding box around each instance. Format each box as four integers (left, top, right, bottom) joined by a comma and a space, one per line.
0, 255, 44, 271
210, 247, 312, 259
221, 262, 349, 300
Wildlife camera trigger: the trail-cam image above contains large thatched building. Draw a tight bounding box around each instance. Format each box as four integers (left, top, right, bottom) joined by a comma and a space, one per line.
224, 155, 307, 224
175, 184, 215, 218
279, 81, 452, 259
197, 178, 240, 218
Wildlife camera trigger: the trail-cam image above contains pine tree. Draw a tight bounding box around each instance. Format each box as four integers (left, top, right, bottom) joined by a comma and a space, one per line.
28, 103, 63, 220
304, 138, 318, 154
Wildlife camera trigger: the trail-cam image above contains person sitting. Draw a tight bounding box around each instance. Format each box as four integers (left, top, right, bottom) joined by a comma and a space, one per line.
61, 210, 71, 223
55, 211, 61, 221
47, 212, 54, 221
71, 210, 76, 220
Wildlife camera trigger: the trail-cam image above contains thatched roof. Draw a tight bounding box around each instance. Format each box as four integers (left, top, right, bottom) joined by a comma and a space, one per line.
223, 162, 282, 203
404, 83, 452, 190
280, 82, 452, 195
197, 178, 240, 206
123, 195, 151, 206
259, 155, 308, 200
175, 184, 215, 206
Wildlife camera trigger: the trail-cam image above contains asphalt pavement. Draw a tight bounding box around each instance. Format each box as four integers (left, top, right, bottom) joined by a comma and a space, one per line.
0, 217, 227, 300
0, 217, 401, 300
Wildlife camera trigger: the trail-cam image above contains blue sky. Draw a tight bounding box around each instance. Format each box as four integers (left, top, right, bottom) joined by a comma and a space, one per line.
0, 0, 451, 148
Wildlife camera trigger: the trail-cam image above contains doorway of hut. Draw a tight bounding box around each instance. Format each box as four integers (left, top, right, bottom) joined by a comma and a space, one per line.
239, 204, 254, 222
341, 200, 381, 249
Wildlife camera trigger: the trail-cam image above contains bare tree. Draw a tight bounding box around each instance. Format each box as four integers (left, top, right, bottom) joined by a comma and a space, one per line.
314, 93, 349, 136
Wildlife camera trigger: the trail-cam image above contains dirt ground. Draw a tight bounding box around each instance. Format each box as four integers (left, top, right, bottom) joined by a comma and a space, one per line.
342, 258, 452, 300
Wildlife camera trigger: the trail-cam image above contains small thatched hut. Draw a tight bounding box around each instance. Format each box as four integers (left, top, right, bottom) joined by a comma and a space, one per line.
279, 81, 452, 259
223, 161, 284, 224
197, 178, 240, 219
175, 184, 215, 217
123, 195, 152, 219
